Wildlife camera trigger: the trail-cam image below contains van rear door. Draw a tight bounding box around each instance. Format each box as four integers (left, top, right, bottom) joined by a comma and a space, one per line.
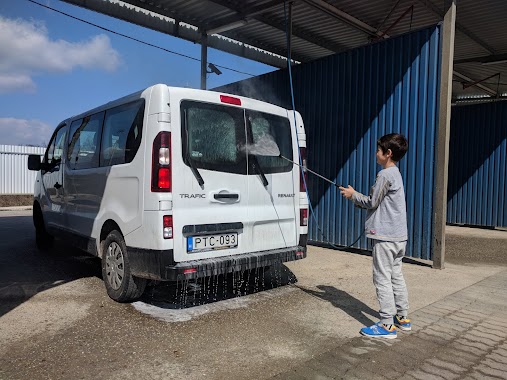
171, 99, 249, 262
245, 110, 298, 251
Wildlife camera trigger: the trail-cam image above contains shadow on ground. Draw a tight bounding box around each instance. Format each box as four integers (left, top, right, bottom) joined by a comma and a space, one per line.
298, 285, 377, 326
0, 216, 103, 317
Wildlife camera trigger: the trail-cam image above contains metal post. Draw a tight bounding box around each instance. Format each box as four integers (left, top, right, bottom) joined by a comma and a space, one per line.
200, 32, 208, 90
288, 2, 293, 64
433, 0, 456, 269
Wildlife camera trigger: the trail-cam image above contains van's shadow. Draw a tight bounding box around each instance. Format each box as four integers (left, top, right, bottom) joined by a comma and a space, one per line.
140, 263, 298, 309
0, 216, 103, 317
298, 285, 377, 326
0, 215, 300, 313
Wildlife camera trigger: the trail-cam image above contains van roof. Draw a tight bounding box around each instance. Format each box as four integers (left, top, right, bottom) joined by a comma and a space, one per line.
64, 84, 295, 124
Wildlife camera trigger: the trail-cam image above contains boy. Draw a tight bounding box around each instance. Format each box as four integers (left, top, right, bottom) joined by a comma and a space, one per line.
339, 133, 410, 339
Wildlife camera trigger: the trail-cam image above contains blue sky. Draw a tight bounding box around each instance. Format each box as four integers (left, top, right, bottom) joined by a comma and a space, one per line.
0, 0, 276, 146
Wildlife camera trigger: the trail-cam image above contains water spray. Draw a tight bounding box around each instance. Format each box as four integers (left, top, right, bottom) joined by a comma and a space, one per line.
243, 135, 342, 189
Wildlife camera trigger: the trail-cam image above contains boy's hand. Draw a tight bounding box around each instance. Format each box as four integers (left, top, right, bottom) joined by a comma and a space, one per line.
339, 185, 355, 200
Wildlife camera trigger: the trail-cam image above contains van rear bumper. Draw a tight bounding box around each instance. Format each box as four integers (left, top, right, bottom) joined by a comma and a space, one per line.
128, 245, 307, 281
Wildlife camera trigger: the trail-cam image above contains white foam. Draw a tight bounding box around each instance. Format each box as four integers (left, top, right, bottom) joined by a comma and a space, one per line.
131, 285, 296, 323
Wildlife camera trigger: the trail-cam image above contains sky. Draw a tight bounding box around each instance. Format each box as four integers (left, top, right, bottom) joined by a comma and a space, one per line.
0, 0, 276, 147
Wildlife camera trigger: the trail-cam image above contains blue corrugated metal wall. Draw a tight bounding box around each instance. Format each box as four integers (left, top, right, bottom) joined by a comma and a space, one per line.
448, 101, 507, 227
214, 25, 441, 260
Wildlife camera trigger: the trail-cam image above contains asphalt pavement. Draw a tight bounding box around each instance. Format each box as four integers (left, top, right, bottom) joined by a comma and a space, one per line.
0, 209, 506, 380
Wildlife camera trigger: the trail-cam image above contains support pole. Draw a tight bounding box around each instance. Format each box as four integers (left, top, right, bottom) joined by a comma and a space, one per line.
433, 0, 456, 269
200, 32, 208, 90
288, 1, 293, 63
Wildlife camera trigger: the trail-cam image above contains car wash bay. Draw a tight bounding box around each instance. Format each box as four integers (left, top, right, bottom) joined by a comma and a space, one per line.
216, 31, 507, 264
215, 24, 442, 263
60, 0, 507, 267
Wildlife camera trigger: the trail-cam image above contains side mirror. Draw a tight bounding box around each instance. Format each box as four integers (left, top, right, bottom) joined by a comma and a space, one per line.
27, 154, 42, 171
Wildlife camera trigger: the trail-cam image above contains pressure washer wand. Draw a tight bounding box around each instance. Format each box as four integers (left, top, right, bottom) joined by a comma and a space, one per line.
279, 155, 341, 188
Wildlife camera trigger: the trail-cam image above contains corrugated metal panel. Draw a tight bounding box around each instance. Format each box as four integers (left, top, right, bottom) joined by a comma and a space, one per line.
325, 0, 441, 37
66, 0, 507, 99
454, 0, 507, 54
215, 25, 441, 260
447, 101, 507, 227
453, 60, 507, 99
0, 145, 45, 194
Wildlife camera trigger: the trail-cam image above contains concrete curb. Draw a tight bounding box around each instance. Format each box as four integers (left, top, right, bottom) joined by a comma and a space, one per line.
0, 206, 32, 211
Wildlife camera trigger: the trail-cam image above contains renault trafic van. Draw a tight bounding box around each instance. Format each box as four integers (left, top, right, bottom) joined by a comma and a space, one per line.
28, 84, 308, 302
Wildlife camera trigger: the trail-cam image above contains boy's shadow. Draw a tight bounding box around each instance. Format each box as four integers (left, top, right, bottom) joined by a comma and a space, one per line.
299, 285, 377, 326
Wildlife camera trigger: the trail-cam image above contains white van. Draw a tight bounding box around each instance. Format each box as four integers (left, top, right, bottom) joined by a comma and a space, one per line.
28, 84, 308, 302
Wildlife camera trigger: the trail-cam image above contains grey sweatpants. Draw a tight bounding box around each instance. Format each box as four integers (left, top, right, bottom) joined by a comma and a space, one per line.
372, 240, 409, 325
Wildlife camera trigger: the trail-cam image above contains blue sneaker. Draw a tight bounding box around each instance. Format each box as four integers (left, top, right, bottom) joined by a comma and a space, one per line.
394, 315, 411, 331
360, 323, 397, 339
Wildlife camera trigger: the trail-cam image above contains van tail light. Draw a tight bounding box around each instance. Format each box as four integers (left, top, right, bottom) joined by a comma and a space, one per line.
152, 132, 171, 192
300, 208, 308, 226
299, 147, 308, 192
163, 215, 173, 239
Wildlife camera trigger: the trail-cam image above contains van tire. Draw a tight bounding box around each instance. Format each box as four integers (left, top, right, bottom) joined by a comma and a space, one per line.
101, 230, 146, 302
33, 204, 54, 251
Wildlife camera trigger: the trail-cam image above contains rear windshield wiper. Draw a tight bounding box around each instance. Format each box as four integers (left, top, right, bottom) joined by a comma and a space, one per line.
245, 116, 268, 187
250, 154, 268, 187
183, 110, 204, 188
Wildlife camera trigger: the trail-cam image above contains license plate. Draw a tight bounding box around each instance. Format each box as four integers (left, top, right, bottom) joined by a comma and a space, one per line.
187, 233, 238, 252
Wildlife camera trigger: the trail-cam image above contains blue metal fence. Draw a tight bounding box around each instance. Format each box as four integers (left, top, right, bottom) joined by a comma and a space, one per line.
214, 25, 442, 260
448, 101, 507, 227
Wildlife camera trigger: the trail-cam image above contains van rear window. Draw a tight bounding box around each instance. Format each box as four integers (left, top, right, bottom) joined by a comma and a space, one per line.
247, 111, 292, 173
183, 102, 245, 174
181, 101, 293, 175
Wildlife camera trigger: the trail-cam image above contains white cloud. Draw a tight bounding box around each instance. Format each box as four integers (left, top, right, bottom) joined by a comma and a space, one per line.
0, 74, 36, 94
0, 118, 53, 146
0, 16, 121, 93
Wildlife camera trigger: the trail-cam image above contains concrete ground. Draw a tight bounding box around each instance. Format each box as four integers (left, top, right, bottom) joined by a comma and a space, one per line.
0, 210, 506, 380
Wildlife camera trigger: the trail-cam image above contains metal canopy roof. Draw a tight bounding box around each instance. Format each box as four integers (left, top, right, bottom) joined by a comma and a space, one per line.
62, 0, 507, 101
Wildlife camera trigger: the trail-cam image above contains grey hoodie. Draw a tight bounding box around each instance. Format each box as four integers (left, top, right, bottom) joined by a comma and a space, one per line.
351, 165, 408, 242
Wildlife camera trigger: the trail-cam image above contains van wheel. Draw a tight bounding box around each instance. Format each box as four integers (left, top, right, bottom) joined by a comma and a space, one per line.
33, 205, 54, 251
101, 230, 146, 302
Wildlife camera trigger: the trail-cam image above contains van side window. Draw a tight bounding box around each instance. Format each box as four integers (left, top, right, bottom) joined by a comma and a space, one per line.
181, 101, 246, 174
67, 112, 104, 170
247, 111, 293, 173
101, 100, 145, 167
45, 125, 67, 168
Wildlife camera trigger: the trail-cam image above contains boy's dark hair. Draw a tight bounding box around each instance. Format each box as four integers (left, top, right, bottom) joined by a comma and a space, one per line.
377, 133, 408, 162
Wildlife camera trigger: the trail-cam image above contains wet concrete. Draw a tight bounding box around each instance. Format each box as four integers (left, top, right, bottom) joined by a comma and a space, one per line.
0, 210, 506, 380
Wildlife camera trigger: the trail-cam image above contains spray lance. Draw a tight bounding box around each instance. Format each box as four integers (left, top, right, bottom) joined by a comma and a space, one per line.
244, 134, 342, 188
278, 155, 342, 189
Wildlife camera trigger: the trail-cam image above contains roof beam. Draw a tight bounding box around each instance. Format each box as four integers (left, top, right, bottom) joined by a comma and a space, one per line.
120, 0, 206, 29
304, 0, 497, 99
207, 0, 346, 54
205, 0, 285, 32
455, 53, 507, 65
416, 0, 497, 54
453, 71, 497, 97
61, 0, 291, 67
302, 0, 383, 37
